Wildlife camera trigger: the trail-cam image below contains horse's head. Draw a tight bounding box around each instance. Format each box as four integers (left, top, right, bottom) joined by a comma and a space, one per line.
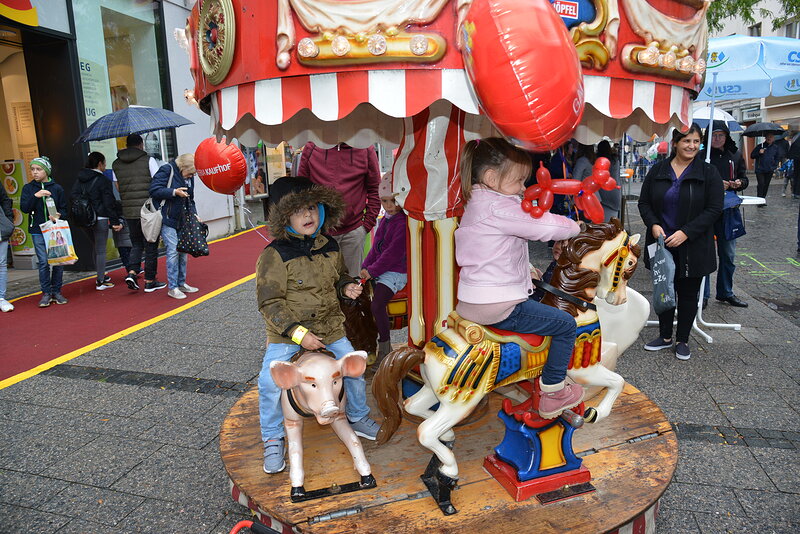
591, 227, 641, 306
547, 219, 640, 315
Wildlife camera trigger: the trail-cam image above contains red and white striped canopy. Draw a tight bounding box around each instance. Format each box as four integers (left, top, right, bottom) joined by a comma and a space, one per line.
208, 69, 691, 148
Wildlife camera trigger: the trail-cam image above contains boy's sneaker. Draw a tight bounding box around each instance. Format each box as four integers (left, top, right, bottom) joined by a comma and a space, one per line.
538, 381, 584, 419
96, 276, 114, 290
675, 342, 691, 361
51, 293, 68, 305
125, 273, 139, 290
168, 288, 187, 300
263, 438, 286, 474
144, 280, 167, 293
179, 283, 199, 293
644, 337, 672, 351
38, 294, 51, 307
0, 299, 14, 312
349, 415, 379, 440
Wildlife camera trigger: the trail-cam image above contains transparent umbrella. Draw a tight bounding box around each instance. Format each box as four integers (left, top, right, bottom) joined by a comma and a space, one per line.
691, 106, 743, 133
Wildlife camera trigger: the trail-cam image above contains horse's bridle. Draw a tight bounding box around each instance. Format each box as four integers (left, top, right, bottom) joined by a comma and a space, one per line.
601, 232, 631, 293
533, 278, 597, 311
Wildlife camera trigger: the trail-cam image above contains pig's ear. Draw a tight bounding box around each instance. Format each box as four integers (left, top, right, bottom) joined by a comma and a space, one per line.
340, 351, 367, 378
270, 361, 301, 390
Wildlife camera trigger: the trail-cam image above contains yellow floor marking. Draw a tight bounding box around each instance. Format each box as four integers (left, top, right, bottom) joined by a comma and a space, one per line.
0, 272, 256, 390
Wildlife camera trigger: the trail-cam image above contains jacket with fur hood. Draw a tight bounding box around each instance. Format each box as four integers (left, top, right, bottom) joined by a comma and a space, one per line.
256, 180, 356, 345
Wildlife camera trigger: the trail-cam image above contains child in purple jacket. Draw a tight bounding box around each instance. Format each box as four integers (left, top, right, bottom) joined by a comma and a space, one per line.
360, 173, 407, 361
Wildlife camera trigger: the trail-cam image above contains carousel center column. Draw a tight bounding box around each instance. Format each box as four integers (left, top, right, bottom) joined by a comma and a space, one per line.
392, 101, 489, 346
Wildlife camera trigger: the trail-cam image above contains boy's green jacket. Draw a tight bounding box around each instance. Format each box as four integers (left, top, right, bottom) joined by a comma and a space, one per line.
256, 184, 354, 345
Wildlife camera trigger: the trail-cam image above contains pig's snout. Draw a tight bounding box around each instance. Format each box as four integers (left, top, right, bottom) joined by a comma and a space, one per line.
319, 400, 339, 418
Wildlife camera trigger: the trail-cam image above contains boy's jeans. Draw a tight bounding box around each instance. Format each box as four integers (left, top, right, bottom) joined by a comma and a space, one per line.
0, 240, 8, 300
489, 297, 576, 386
161, 226, 186, 290
258, 337, 370, 441
32, 233, 63, 294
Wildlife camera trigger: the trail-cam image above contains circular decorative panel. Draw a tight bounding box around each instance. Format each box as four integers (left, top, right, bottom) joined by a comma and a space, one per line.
198, 0, 235, 86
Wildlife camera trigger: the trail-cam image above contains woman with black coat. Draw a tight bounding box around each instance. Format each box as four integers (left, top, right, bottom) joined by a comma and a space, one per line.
638, 124, 724, 360
73, 152, 123, 290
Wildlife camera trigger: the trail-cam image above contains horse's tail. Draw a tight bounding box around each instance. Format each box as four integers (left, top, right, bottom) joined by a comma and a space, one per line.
371, 346, 426, 446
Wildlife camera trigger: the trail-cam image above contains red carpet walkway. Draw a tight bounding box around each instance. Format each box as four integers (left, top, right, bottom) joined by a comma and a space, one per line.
0, 227, 270, 388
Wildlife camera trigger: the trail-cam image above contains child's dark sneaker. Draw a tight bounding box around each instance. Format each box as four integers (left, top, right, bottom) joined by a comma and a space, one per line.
349, 415, 379, 440
538, 380, 584, 419
51, 293, 68, 305
125, 273, 139, 290
144, 280, 167, 293
38, 294, 51, 308
644, 337, 672, 351
675, 342, 691, 361
263, 438, 286, 474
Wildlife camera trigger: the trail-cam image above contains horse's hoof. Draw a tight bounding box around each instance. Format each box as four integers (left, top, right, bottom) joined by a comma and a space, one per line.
360, 474, 377, 488
440, 439, 455, 450
290, 486, 306, 500
584, 407, 598, 423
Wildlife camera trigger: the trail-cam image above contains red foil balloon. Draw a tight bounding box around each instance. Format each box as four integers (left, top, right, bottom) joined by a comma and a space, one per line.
461, 0, 584, 151
195, 137, 248, 195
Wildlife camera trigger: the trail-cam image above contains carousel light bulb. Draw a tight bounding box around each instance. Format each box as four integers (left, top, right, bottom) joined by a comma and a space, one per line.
677, 55, 694, 74
297, 38, 319, 58
693, 58, 706, 74
410, 35, 429, 56
331, 35, 351, 56
637, 43, 660, 66
659, 47, 677, 69
367, 34, 387, 56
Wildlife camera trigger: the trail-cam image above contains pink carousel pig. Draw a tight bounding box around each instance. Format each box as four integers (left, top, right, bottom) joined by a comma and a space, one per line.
270, 350, 376, 500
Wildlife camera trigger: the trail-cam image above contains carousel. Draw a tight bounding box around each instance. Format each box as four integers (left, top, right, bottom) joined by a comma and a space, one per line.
184, 0, 709, 531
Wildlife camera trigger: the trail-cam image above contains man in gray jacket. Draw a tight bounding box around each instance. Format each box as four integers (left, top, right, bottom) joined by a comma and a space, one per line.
112, 134, 166, 292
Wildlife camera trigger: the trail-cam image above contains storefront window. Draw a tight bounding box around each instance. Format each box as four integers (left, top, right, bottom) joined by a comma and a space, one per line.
73, 0, 173, 163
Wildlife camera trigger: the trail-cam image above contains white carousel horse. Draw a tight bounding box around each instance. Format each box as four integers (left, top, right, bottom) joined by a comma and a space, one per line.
372, 219, 642, 490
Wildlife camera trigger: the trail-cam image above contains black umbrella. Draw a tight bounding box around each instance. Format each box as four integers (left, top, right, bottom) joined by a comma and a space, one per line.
742, 122, 785, 137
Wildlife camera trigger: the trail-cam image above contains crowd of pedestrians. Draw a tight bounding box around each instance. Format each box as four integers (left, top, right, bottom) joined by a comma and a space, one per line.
0, 134, 201, 311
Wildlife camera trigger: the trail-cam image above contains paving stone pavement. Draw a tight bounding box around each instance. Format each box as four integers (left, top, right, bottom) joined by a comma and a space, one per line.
0, 180, 798, 533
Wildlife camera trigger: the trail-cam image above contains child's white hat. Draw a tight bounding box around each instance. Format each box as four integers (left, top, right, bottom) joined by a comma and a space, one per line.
379, 172, 394, 198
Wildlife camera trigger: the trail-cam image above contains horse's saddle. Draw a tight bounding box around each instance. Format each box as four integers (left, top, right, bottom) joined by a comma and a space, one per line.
424, 312, 552, 401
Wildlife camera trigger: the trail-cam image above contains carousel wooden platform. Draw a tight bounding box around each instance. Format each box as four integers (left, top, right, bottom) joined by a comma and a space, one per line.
220, 382, 676, 533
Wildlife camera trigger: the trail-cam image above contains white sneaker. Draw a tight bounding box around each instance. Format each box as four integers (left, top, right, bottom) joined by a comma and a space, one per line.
179, 283, 198, 293
0, 299, 14, 312
167, 288, 187, 300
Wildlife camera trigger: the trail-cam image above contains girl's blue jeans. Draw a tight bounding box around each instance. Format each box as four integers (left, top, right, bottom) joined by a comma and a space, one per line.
489, 297, 577, 385
258, 337, 370, 441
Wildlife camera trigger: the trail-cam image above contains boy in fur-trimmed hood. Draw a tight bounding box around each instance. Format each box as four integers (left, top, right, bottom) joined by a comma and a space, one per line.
256, 176, 379, 475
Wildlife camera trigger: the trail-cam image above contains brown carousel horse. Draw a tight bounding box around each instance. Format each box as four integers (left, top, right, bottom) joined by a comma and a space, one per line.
371, 219, 641, 497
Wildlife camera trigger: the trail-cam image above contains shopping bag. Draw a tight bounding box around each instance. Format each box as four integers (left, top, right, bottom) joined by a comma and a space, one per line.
650, 235, 676, 315
140, 165, 174, 243
722, 191, 746, 241
176, 200, 209, 257
39, 219, 78, 266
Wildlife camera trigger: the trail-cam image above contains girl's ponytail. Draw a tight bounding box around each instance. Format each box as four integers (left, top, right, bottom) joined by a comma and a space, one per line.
460, 139, 479, 202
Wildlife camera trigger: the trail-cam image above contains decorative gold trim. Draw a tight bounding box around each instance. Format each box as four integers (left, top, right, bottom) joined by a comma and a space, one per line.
570, 0, 610, 70
198, 0, 236, 86
297, 31, 446, 67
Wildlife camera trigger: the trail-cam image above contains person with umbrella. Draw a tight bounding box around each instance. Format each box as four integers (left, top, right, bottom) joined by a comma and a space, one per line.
701, 120, 749, 309
749, 127, 781, 203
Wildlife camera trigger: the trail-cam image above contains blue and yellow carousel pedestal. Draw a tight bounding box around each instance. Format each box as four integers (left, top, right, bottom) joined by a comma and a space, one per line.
483, 381, 595, 503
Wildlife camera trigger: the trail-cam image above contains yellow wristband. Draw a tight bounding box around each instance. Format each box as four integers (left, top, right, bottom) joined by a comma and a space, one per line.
291, 326, 309, 345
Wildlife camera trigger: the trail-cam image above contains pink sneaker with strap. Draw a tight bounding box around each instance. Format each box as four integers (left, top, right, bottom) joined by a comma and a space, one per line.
537, 380, 584, 419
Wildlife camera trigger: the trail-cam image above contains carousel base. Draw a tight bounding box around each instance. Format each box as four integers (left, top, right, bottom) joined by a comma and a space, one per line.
220, 383, 676, 533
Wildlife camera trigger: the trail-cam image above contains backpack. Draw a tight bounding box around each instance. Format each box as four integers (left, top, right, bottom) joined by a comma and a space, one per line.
69, 176, 99, 227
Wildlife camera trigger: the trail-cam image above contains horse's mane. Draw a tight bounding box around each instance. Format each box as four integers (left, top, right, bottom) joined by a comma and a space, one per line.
542, 218, 640, 317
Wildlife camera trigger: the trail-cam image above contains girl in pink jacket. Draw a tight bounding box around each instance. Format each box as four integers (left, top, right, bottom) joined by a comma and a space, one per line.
455, 137, 583, 419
